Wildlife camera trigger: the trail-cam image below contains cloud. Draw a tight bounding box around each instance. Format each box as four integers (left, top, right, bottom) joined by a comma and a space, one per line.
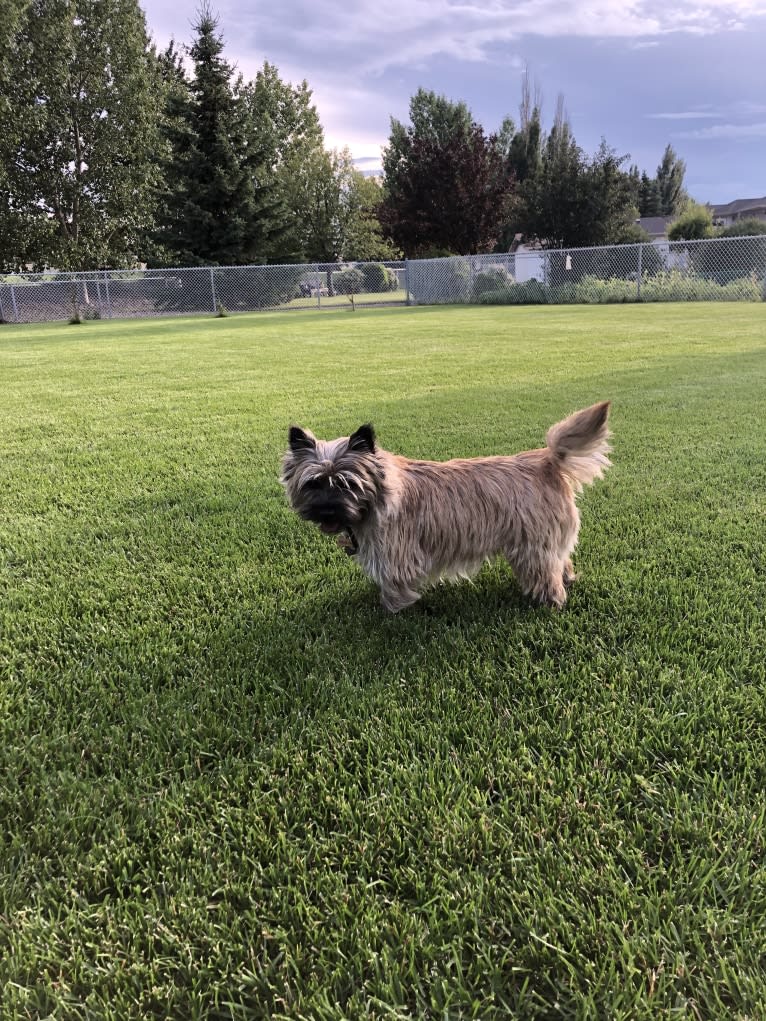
678, 122, 766, 139
144, 1, 766, 79
647, 111, 719, 120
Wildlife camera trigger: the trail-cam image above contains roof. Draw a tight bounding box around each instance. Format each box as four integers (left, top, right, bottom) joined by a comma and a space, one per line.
636, 216, 673, 237
710, 197, 766, 216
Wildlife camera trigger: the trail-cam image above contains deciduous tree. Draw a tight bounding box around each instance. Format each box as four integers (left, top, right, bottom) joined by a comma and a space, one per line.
0, 0, 163, 271
381, 90, 513, 256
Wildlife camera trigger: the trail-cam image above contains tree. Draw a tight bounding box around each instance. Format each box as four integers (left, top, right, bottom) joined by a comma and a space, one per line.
506, 89, 637, 249
667, 201, 714, 241
282, 149, 397, 290
239, 61, 325, 262
380, 90, 513, 257
290, 147, 353, 264
0, 0, 164, 271
342, 173, 401, 263
655, 144, 687, 217
638, 170, 662, 216
153, 5, 265, 266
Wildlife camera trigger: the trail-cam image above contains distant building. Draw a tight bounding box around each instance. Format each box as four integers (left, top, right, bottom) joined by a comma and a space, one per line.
710, 197, 766, 228
636, 216, 674, 241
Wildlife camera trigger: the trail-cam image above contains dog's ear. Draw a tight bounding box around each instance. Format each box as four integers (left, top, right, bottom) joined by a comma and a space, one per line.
288, 426, 316, 452
348, 424, 376, 453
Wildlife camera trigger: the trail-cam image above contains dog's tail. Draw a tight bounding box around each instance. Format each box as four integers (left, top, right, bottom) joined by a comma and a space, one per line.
546, 401, 612, 491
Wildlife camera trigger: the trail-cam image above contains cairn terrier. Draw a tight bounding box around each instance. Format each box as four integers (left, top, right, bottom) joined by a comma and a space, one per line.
281, 402, 611, 612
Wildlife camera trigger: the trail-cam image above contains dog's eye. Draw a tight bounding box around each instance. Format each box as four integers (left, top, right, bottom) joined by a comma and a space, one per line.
304, 477, 325, 490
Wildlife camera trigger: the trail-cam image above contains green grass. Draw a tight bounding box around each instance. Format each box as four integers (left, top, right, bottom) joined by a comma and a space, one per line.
285, 287, 406, 309
1, 304, 765, 1020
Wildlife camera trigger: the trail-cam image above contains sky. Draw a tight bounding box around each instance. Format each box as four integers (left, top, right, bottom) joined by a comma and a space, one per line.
139, 0, 766, 204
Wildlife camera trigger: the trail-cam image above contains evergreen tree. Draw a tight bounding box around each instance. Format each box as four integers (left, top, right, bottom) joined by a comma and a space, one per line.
155, 5, 258, 265
638, 171, 662, 216
0, 0, 163, 271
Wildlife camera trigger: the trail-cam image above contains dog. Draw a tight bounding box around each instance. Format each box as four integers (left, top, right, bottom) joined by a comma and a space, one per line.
281, 402, 611, 612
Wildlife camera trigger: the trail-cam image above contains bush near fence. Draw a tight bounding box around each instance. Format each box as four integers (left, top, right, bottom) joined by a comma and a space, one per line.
475, 271, 764, 305
408, 236, 765, 307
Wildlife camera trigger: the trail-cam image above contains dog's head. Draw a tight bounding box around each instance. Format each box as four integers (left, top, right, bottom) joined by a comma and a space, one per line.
281, 424, 385, 534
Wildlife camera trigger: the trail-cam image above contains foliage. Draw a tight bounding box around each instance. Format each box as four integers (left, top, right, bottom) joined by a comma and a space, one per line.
152, 7, 266, 266
359, 262, 399, 292
689, 232, 766, 285
476, 269, 762, 305
637, 169, 661, 216
519, 136, 639, 249
499, 84, 639, 250
285, 149, 389, 267
636, 145, 687, 217
0, 0, 164, 271
654, 144, 688, 216
240, 61, 326, 264
718, 218, 766, 238
381, 89, 514, 257
407, 256, 472, 303
667, 201, 715, 241
333, 267, 365, 294
472, 266, 515, 299
342, 174, 401, 263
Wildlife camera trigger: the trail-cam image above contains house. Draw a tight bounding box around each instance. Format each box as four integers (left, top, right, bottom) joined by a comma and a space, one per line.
710, 197, 766, 228
636, 216, 673, 241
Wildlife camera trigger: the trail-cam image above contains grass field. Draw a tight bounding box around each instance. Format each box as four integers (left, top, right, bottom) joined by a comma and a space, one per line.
1, 304, 765, 1019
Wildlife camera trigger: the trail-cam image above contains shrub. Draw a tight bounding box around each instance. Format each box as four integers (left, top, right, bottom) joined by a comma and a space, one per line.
472, 266, 514, 300
667, 202, 715, 241
333, 267, 365, 295
359, 263, 398, 293
569, 275, 636, 304
475, 279, 549, 305
408, 257, 471, 304
718, 218, 766, 238
473, 271, 762, 306
688, 233, 766, 286
641, 269, 762, 303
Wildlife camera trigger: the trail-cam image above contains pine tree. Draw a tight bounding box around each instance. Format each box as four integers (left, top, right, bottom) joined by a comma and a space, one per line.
155, 6, 257, 265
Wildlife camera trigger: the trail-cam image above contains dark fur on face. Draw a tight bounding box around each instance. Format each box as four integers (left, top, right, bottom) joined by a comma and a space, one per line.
281, 403, 612, 613
280, 424, 385, 535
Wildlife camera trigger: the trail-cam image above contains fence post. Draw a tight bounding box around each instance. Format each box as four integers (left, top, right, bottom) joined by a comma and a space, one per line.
210, 267, 217, 313
637, 244, 643, 301
103, 270, 112, 318
405, 261, 411, 306
10, 284, 19, 322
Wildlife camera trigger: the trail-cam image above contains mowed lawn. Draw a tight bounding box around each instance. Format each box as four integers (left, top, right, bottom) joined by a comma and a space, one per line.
1, 304, 764, 1019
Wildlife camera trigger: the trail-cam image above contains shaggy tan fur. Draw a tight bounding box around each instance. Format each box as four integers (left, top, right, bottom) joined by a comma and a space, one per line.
281, 402, 611, 612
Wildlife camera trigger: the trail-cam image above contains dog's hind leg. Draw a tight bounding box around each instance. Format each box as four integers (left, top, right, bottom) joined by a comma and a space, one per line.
563, 557, 577, 588
505, 547, 568, 609
379, 582, 421, 613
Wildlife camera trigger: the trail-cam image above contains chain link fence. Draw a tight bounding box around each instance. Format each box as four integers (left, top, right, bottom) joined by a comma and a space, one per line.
408, 234, 766, 306
1, 235, 764, 324
0, 261, 407, 324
